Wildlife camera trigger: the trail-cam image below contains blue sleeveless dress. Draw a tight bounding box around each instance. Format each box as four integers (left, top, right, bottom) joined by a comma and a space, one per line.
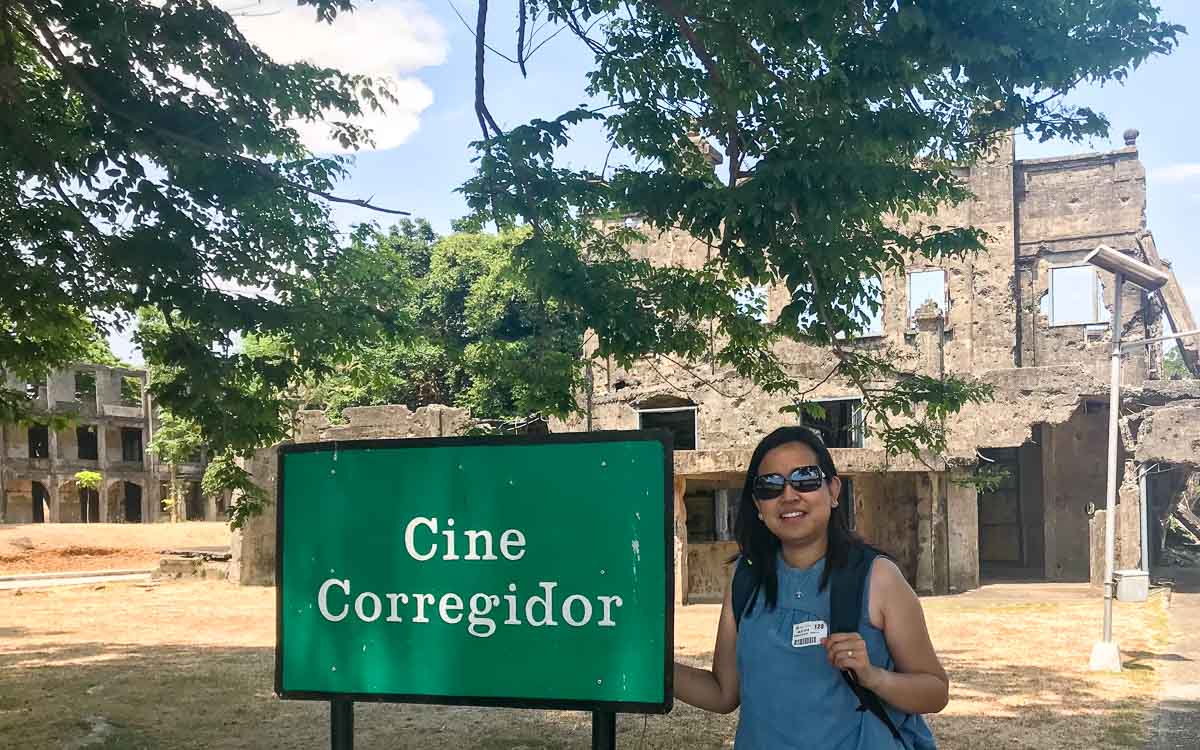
734, 555, 937, 749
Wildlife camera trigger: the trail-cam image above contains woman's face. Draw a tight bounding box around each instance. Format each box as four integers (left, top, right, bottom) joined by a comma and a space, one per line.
753, 441, 841, 546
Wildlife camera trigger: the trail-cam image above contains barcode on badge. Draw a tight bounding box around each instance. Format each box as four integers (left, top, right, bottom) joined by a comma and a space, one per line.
792, 636, 820, 648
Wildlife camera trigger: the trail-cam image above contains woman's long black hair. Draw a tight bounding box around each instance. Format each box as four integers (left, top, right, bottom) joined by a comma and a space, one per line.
733, 426, 864, 614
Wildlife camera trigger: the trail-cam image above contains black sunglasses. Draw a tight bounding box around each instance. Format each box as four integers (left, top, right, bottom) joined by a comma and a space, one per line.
753, 465, 827, 500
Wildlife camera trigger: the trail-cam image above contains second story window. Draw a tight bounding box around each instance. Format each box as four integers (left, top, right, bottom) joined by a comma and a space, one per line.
121, 376, 143, 405
801, 399, 864, 448
636, 396, 698, 451
77, 426, 98, 461
1045, 265, 1106, 326
908, 269, 947, 324
28, 425, 49, 459
121, 428, 143, 463
75, 371, 97, 403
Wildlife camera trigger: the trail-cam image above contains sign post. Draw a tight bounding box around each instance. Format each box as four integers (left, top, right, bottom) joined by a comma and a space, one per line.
276, 431, 674, 747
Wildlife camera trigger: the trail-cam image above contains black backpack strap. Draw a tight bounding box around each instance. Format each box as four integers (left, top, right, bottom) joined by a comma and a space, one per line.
830, 545, 905, 744
731, 556, 758, 630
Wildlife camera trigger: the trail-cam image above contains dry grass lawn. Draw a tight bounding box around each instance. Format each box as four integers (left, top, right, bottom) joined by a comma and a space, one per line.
0, 523, 230, 574
0, 578, 1168, 750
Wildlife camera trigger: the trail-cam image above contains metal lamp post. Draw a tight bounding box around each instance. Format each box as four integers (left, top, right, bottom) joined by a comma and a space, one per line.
1084, 246, 1169, 673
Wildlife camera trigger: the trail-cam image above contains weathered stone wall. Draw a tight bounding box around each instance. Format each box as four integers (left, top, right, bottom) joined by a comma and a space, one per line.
852, 473, 924, 584
1134, 400, 1200, 466
1042, 409, 1109, 581
1015, 147, 1156, 383
946, 475, 980, 593
686, 541, 738, 602
229, 446, 277, 585
231, 404, 472, 586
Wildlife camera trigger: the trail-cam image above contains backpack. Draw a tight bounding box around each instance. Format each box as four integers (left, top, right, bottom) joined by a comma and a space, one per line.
732, 544, 904, 743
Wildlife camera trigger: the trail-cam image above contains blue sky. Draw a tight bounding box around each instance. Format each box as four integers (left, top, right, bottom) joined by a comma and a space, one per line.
111, 0, 1200, 361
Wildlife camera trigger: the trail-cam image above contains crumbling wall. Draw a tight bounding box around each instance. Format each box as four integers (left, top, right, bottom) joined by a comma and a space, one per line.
853, 473, 923, 583
1043, 407, 1109, 581
1015, 146, 1156, 383
1133, 400, 1200, 466
686, 541, 738, 602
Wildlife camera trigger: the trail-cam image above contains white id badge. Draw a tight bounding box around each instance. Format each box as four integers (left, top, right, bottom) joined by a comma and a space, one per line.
791, 620, 828, 648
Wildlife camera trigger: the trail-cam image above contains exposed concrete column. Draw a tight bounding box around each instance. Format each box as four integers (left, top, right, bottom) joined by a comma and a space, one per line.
0, 424, 7, 523
205, 492, 218, 522
97, 426, 109, 471
98, 480, 109, 523
47, 482, 60, 523
714, 488, 731, 541
48, 429, 60, 465
230, 447, 279, 585
674, 476, 689, 606
946, 470, 980, 592
915, 473, 935, 595
142, 480, 154, 523
1116, 460, 1142, 571
1042, 424, 1059, 580
1090, 511, 1106, 586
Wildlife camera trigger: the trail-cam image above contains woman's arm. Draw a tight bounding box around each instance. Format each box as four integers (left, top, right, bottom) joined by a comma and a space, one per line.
673, 579, 740, 714
824, 558, 949, 715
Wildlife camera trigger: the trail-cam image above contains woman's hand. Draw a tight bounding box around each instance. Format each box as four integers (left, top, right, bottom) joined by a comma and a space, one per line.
823, 632, 884, 689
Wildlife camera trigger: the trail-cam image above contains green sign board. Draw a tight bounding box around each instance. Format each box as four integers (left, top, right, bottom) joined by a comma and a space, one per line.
275, 431, 673, 714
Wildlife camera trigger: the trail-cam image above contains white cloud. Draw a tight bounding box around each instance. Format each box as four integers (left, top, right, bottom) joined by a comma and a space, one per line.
1148, 163, 1200, 183
235, 1, 447, 153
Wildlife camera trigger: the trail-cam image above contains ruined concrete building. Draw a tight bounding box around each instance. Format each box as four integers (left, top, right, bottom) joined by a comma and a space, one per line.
0, 363, 222, 524
225, 133, 1199, 598
550, 130, 1200, 603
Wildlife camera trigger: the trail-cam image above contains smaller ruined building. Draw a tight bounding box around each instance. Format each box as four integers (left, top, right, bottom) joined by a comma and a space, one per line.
0, 363, 221, 524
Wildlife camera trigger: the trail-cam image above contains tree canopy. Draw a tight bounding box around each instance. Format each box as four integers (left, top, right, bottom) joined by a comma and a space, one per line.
460, 0, 1182, 455
0, 0, 1184, 520
2, 0, 401, 430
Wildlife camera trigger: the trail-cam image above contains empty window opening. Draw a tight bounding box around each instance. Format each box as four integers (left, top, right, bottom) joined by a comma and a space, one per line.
121, 428, 143, 463
834, 276, 884, 338
908, 269, 947, 322
1044, 265, 1106, 326
801, 399, 864, 449
120, 376, 143, 405
77, 425, 98, 460
734, 284, 770, 323
637, 396, 698, 450
75, 371, 97, 402
28, 425, 49, 459
685, 491, 717, 542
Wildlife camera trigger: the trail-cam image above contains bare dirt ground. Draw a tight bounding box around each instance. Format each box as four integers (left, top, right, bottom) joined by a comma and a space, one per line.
0, 523, 230, 575
0, 579, 1169, 750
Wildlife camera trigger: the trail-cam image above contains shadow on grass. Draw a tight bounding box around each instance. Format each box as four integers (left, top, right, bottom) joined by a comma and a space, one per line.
0, 640, 1175, 750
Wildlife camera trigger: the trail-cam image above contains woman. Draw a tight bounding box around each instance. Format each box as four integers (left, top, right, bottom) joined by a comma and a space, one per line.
673, 426, 947, 749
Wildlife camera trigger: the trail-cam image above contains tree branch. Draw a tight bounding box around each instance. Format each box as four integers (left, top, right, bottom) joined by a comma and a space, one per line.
651, 0, 722, 87
474, 0, 503, 139
517, 0, 529, 78
445, 0, 519, 64
18, 8, 410, 216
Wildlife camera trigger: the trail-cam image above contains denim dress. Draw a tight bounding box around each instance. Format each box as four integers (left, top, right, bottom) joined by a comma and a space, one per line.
734, 555, 937, 749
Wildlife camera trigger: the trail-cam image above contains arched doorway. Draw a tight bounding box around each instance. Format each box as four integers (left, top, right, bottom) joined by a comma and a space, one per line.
31, 482, 49, 523
123, 482, 143, 523
79, 484, 99, 523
